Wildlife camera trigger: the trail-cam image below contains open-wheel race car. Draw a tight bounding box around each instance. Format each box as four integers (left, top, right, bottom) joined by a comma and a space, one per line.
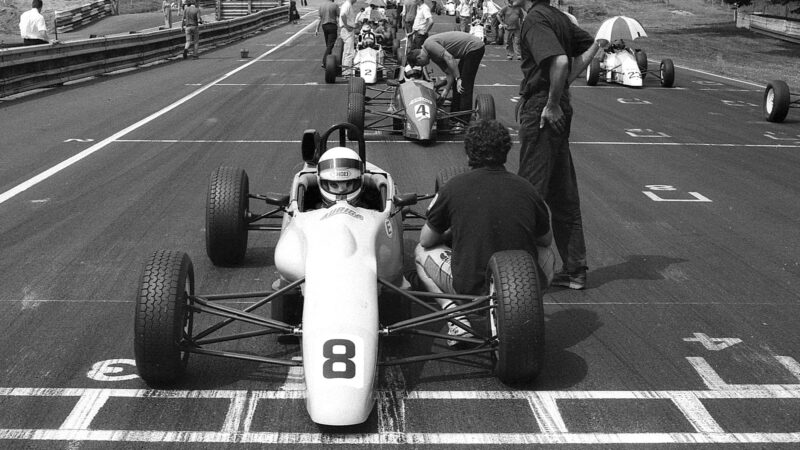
763, 79, 799, 123
345, 62, 496, 143
586, 42, 675, 88
325, 24, 401, 84
133, 123, 546, 426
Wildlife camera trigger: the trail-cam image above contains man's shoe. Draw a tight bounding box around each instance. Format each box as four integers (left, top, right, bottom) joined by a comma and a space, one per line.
444, 302, 473, 347
552, 269, 587, 290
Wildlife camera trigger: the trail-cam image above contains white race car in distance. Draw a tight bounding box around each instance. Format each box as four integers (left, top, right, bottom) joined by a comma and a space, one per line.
586, 42, 675, 88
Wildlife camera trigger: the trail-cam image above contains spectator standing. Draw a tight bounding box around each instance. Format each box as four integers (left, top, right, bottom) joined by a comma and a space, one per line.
315, 0, 339, 69
339, 0, 358, 76
409, 0, 433, 50
19, 0, 49, 45
415, 120, 554, 345
181, 0, 203, 59
289, 0, 299, 24
401, 0, 417, 34
406, 30, 484, 117
163, 0, 173, 28
457, 0, 472, 33
497, 0, 523, 59
514, 0, 607, 289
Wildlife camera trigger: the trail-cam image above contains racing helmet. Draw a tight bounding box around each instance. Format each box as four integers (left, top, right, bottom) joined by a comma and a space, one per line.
362, 31, 376, 48
317, 147, 364, 204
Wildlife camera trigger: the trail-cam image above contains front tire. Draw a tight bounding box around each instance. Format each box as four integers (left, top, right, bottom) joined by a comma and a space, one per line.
487, 250, 545, 384
348, 76, 365, 96
635, 49, 647, 80
660, 59, 675, 87
473, 94, 496, 121
206, 166, 249, 266
325, 55, 337, 83
764, 79, 790, 123
134, 250, 194, 385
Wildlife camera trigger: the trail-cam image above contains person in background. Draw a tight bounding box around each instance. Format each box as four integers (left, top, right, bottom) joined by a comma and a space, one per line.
19, 0, 50, 45
457, 0, 473, 33
415, 120, 554, 346
163, 0, 173, 29
401, 0, 417, 35
338, 0, 358, 76
409, 0, 433, 50
406, 30, 484, 119
497, 0, 523, 59
181, 0, 203, 59
289, 0, 300, 24
315, 0, 339, 69
513, 0, 608, 289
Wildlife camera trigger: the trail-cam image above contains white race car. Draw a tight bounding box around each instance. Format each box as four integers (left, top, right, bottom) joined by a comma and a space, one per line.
325, 25, 400, 84
133, 123, 546, 426
586, 42, 675, 88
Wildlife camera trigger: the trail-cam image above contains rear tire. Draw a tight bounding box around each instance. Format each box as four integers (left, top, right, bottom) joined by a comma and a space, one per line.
325, 55, 337, 83
473, 94, 496, 122
332, 37, 344, 67
586, 59, 600, 86
660, 59, 675, 87
487, 250, 544, 384
764, 79, 790, 123
347, 92, 365, 139
435, 166, 470, 192
134, 250, 194, 386
206, 166, 249, 266
349, 76, 366, 96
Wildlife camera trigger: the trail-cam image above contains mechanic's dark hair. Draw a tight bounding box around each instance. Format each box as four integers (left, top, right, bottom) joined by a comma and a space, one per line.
406, 49, 422, 66
464, 120, 511, 168
32, 0, 43, 9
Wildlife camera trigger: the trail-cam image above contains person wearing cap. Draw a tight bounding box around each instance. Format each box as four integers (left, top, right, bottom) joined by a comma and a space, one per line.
406, 30, 484, 117
181, 0, 203, 59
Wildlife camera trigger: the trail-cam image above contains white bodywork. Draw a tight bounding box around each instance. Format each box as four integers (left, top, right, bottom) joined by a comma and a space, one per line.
274, 161, 404, 425
354, 46, 384, 84
600, 48, 642, 87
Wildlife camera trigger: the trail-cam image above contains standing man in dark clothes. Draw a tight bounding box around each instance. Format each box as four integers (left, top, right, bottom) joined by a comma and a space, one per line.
315, 0, 339, 68
406, 30, 484, 118
497, 0, 523, 60
181, 0, 203, 59
514, 0, 607, 289
415, 120, 554, 345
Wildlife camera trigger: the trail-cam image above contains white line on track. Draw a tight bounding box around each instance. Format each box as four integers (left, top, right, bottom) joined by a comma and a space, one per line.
0, 22, 318, 206
2, 387, 800, 444
1, 299, 796, 305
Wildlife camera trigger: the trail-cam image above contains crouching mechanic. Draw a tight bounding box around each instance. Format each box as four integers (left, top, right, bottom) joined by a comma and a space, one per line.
414, 120, 555, 345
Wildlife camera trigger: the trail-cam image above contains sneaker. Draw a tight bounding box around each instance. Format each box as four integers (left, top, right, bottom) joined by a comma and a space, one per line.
552, 269, 587, 290
182, 49, 188, 59
444, 302, 473, 347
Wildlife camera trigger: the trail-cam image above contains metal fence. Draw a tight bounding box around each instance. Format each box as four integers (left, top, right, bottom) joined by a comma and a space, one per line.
0, 6, 288, 99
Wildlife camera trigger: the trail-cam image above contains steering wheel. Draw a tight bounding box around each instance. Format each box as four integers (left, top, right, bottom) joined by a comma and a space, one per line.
318, 122, 366, 165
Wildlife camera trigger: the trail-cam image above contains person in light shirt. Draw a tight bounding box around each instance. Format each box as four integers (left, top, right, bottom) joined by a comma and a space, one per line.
19, 0, 50, 46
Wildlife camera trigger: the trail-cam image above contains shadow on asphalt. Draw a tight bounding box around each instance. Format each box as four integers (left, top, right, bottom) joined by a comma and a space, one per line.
579, 254, 689, 289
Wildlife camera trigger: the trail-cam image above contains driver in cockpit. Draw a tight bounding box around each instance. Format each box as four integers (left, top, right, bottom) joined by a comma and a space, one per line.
317, 147, 381, 209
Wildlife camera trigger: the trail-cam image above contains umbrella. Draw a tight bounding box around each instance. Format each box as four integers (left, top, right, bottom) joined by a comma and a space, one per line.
368, 0, 386, 7
595, 16, 647, 42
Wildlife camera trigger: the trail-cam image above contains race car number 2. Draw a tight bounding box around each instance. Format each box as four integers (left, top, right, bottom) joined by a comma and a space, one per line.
322, 339, 356, 379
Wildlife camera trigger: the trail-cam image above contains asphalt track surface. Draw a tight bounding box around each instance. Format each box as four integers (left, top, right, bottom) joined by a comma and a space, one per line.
1, 5, 800, 449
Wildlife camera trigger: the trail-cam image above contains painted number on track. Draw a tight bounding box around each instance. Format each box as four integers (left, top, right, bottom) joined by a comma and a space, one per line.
625, 129, 670, 138
617, 98, 651, 105
643, 185, 711, 202
87, 359, 139, 381
683, 333, 742, 351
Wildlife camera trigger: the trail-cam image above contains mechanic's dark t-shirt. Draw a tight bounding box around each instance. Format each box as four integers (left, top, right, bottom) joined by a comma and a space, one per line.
426, 167, 550, 295
519, 3, 593, 93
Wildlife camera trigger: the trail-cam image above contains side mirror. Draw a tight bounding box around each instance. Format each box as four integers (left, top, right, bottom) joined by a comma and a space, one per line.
265, 192, 290, 207
301, 129, 320, 164
393, 193, 418, 207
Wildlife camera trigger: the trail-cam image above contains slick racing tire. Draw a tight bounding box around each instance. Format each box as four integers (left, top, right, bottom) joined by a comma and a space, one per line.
586, 59, 601, 86
434, 166, 470, 192
134, 250, 194, 386
473, 94, 496, 122
333, 37, 344, 67
635, 49, 647, 79
325, 55, 337, 83
206, 166, 249, 266
349, 76, 366, 96
660, 59, 675, 88
764, 80, 790, 123
487, 250, 545, 384
347, 92, 365, 140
